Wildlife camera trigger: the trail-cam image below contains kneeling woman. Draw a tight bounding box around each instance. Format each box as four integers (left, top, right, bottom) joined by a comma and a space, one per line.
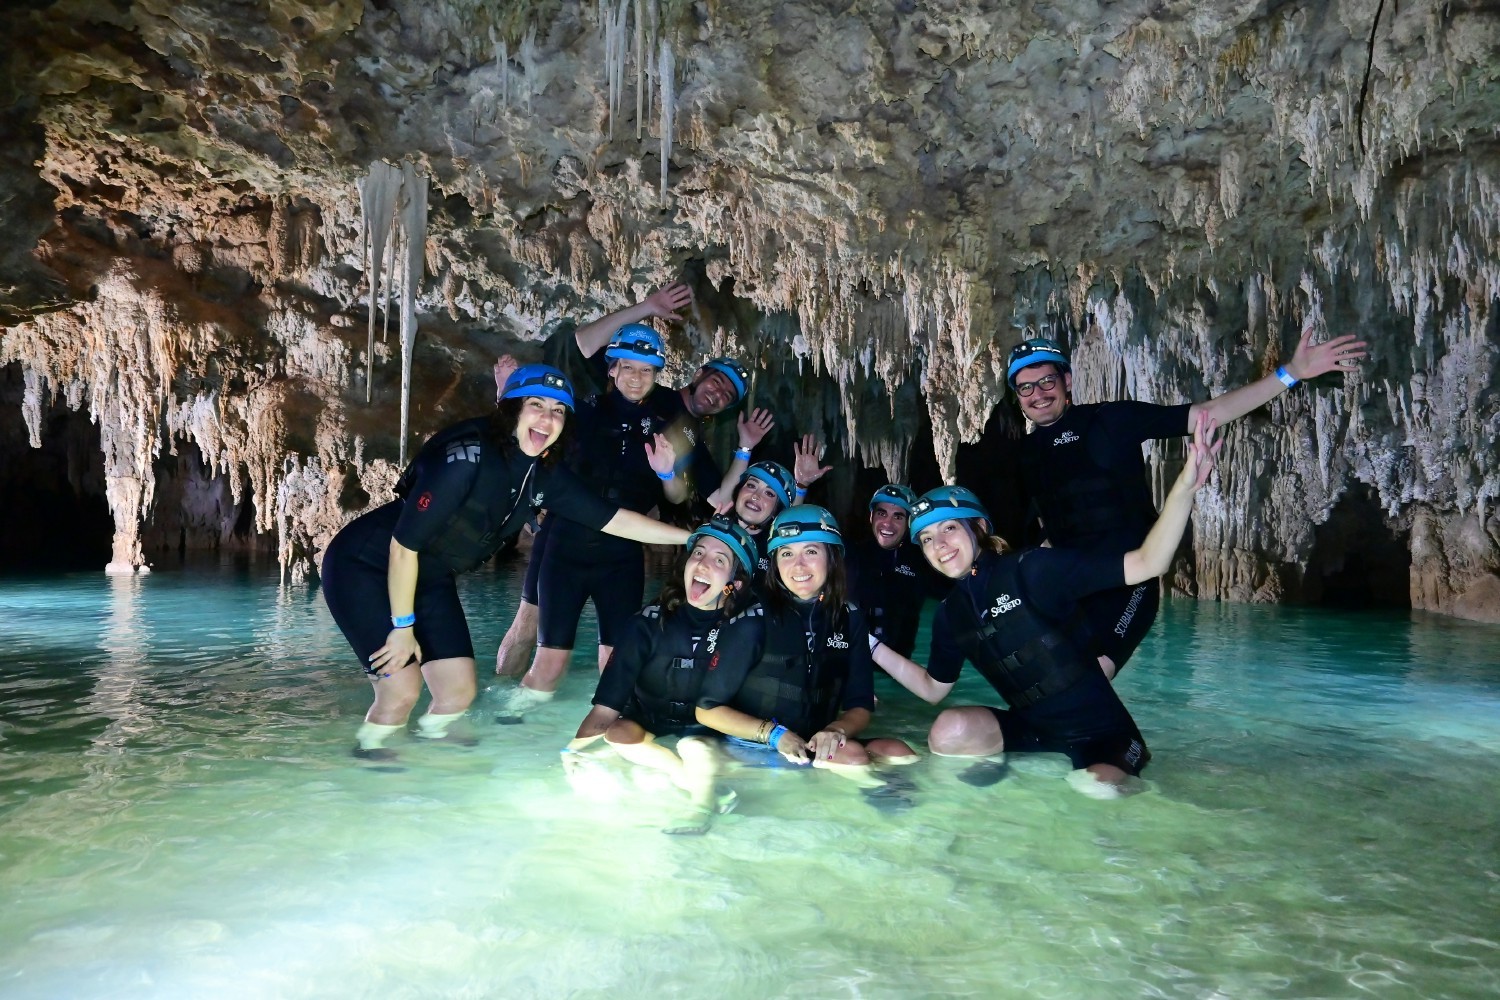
696, 506, 917, 783
876, 415, 1220, 795
320, 361, 689, 756
569, 517, 765, 832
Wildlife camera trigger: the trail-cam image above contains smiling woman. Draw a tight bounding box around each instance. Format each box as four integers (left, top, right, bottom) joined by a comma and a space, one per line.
318, 361, 690, 759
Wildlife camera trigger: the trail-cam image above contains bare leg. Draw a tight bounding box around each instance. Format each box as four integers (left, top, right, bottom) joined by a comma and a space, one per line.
606, 723, 726, 834
596, 644, 613, 674
415, 656, 477, 740
520, 646, 570, 695
928, 707, 1005, 757
1098, 654, 1118, 680
494, 600, 538, 677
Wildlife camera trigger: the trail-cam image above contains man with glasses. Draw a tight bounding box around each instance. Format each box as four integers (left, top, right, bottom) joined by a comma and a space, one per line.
1008, 326, 1366, 679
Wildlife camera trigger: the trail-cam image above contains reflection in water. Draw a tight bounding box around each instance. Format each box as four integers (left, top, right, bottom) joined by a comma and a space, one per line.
0, 567, 1497, 999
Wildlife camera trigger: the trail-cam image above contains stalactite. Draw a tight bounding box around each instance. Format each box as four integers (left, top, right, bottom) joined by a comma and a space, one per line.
357, 163, 400, 403
659, 38, 674, 201
396, 161, 429, 467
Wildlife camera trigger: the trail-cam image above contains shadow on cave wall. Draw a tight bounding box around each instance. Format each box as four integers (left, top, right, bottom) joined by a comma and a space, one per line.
1302, 482, 1412, 609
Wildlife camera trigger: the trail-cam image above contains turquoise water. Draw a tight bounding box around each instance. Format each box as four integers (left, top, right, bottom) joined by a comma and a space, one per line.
1, 563, 1497, 999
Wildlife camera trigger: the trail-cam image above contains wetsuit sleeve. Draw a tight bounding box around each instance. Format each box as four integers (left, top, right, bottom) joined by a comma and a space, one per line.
1097, 401, 1194, 454
840, 607, 877, 713
925, 602, 966, 684
1017, 547, 1127, 622
695, 610, 765, 710
536, 463, 617, 531
390, 452, 479, 552
593, 615, 652, 710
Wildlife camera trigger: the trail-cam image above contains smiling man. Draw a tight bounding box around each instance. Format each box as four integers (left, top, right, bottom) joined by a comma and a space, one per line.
846, 485, 943, 659
1009, 324, 1367, 679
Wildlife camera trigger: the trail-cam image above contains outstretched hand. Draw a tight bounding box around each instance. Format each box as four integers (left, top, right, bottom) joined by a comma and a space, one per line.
1182, 411, 1223, 491
493, 354, 519, 398
737, 408, 775, 450
644, 433, 678, 476
1287, 323, 1368, 380
645, 282, 693, 322
792, 434, 833, 487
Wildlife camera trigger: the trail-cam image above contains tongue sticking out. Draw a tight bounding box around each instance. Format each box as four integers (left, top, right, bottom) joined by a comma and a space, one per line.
689, 579, 710, 603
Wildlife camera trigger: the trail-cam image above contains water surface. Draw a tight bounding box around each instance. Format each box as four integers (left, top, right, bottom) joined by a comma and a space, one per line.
1, 562, 1497, 999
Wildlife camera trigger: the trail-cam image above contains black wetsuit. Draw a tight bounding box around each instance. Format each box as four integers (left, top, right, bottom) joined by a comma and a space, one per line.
705, 598, 876, 739
320, 418, 615, 666
846, 535, 945, 658
593, 602, 766, 735
928, 548, 1151, 774
521, 330, 721, 606
536, 389, 691, 649
1020, 400, 1192, 669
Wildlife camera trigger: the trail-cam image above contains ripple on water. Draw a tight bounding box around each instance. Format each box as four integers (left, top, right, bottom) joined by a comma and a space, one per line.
0, 572, 1498, 998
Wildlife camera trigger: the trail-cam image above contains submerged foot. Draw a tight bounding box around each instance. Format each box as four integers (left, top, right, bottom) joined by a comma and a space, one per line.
862, 773, 916, 814
958, 759, 1011, 788
662, 789, 737, 836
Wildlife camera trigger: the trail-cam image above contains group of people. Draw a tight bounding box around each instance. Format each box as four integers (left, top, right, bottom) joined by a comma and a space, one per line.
320, 282, 1367, 830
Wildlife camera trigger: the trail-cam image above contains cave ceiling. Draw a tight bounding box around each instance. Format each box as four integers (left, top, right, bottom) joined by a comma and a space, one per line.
0, 0, 1497, 616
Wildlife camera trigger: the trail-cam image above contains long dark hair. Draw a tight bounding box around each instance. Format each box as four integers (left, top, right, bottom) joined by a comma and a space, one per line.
763, 545, 848, 614
657, 551, 754, 619
488, 397, 573, 467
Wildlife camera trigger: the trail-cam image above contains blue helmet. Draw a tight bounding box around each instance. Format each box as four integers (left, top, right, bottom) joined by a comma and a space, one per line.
737, 460, 796, 508
501, 364, 575, 410
909, 486, 991, 539
768, 505, 843, 552
605, 324, 666, 368
869, 484, 918, 513
686, 516, 758, 576
1006, 337, 1070, 388
700, 356, 750, 404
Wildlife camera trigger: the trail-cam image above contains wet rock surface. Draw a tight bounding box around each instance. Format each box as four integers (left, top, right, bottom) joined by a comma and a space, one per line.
0, 1, 1496, 615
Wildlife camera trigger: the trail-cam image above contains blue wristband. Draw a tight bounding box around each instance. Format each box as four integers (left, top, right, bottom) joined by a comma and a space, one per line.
391, 613, 416, 628
1275, 366, 1299, 388
734, 447, 752, 461
795, 487, 808, 498
766, 723, 787, 748
656, 469, 675, 480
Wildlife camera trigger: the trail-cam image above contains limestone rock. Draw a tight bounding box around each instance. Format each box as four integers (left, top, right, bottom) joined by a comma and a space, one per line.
0, 0, 1496, 620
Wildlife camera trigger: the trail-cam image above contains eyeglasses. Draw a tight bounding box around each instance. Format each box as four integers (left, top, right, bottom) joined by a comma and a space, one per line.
1014, 374, 1059, 397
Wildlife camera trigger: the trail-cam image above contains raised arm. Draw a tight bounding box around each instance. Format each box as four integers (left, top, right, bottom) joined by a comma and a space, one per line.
707, 408, 775, 507
1190, 323, 1368, 427
871, 643, 954, 705
1123, 412, 1222, 584
573, 283, 693, 358
791, 434, 833, 506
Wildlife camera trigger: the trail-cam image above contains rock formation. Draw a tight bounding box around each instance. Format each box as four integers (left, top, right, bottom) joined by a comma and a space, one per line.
0, 0, 1496, 620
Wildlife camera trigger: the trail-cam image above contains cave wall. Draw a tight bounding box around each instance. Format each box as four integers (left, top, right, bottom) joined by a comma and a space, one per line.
0, 0, 1496, 617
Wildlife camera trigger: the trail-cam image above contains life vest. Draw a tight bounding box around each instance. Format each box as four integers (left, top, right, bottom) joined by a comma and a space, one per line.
631, 604, 762, 725
947, 552, 1095, 709
1024, 406, 1156, 547
735, 600, 858, 737
394, 417, 536, 574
